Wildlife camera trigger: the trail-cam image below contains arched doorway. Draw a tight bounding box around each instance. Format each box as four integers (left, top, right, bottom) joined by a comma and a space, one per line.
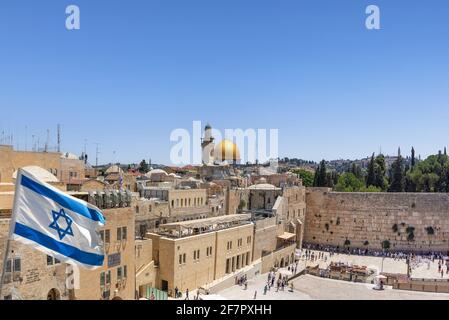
112, 296, 123, 300
280, 258, 285, 267
47, 288, 61, 300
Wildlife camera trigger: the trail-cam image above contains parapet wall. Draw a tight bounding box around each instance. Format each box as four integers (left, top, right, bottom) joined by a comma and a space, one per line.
304, 188, 449, 253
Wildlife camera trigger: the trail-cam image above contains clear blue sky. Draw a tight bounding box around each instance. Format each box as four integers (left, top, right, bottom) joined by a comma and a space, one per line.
1, 0, 448, 165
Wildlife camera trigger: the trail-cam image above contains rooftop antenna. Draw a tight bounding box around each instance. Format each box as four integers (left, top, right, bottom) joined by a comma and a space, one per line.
57, 124, 61, 153
94, 143, 101, 167
44, 129, 49, 152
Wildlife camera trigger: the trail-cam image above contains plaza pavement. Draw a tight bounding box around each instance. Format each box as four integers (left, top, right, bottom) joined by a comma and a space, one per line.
300, 250, 449, 279
215, 250, 449, 300
217, 272, 449, 300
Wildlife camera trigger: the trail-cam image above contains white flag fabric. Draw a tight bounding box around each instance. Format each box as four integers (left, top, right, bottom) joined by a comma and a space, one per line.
9, 169, 106, 269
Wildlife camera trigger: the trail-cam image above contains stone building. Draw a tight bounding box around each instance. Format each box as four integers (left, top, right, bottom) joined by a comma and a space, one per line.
147, 215, 254, 294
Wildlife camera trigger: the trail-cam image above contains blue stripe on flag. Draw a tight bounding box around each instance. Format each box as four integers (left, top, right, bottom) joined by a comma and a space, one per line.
21, 174, 105, 223
14, 222, 104, 267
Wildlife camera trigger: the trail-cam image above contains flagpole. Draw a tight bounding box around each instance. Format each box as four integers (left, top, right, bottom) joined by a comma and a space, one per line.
0, 239, 12, 299
0, 169, 22, 300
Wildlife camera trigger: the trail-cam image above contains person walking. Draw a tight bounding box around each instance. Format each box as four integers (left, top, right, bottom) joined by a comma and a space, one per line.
253, 290, 257, 300
185, 288, 189, 300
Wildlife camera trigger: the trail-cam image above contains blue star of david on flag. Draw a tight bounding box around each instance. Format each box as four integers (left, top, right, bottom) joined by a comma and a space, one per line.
49, 208, 74, 240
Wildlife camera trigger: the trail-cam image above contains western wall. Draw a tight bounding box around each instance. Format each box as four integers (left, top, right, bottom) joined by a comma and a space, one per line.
304, 188, 449, 253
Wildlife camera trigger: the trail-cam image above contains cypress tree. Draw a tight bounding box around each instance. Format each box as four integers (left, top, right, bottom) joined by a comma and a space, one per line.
318, 160, 327, 187
374, 154, 387, 190
388, 148, 405, 192
366, 153, 375, 187
313, 164, 319, 187
411, 147, 416, 168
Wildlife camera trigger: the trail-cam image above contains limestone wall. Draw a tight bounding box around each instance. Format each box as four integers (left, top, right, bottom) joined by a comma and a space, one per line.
304, 188, 449, 252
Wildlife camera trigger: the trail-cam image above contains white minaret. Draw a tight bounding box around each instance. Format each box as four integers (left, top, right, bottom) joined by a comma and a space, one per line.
201, 124, 215, 165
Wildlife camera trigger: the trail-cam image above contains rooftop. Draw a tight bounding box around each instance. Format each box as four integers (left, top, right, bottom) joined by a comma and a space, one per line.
157, 214, 252, 238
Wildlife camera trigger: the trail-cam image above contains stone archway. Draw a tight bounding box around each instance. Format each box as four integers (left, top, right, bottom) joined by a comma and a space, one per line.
47, 288, 61, 300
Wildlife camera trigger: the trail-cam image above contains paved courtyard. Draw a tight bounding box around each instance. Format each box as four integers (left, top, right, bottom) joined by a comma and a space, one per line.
300, 250, 449, 279
214, 250, 449, 300
216, 273, 449, 300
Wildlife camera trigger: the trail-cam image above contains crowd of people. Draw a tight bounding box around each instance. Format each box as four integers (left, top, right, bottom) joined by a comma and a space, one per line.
303, 243, 449, 261
302, 243, 449, 278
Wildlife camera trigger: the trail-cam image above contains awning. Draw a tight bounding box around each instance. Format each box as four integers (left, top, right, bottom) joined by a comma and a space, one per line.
160, 214, 252, 230
277, 232, 296, 240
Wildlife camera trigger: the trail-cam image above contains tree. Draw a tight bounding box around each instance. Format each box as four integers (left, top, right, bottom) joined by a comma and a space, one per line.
411, 147, 416, 168
374, 154, 387, 190
351, 163, 363, 180
388, 149, 405, 192
313, 165, 319, 187
335, 173, 364, 192
408, 153, 449, 192
336, 173, 381, 192
366, 153, 375, 187
138, 159, 149, 173
315, 160, 327, 187
292, 169, 314, 187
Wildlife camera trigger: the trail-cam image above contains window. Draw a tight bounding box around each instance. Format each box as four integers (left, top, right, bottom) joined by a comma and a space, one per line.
226, 258, 231, 274
135, 206, 140, 214
183, 253, 186, 264
116, 226, 127, 241
227, 241, 232, 250
193, 249, 200, 261
105, 230, 110, 244
247, 236, 252, 244
206, 246, 213, 256
117, 266, 122, 280
47, 255, 61, 266
124, 265, 127, 278
238, 238, 243, 247
14, 258, 21, 272
179, 254, 183, 265
100, 271, 111, 286
6, 258, 21, 273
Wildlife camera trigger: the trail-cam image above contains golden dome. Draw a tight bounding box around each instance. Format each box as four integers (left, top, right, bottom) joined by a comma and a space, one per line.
214, 140, 241, 162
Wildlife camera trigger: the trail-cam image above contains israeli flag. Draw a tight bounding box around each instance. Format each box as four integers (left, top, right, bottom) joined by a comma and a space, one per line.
9, 169, 106, 269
